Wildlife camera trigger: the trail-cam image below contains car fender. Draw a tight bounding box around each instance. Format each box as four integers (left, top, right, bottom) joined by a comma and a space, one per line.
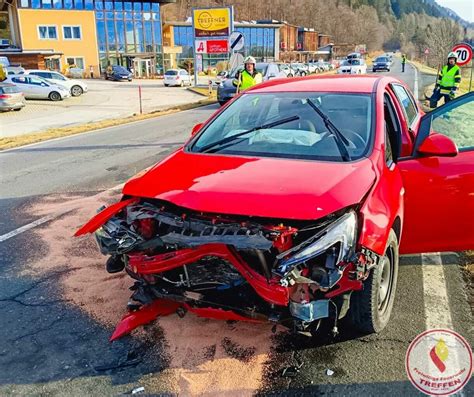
358, 150, 404, 255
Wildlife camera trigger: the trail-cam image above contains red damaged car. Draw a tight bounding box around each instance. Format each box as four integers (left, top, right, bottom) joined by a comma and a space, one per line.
76, 76, 474, 340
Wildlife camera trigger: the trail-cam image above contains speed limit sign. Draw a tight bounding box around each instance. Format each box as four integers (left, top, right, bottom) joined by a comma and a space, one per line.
452, 43, 473, 66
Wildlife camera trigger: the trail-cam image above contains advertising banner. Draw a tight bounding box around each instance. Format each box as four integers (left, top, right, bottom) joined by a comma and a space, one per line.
193, 8, 232, 38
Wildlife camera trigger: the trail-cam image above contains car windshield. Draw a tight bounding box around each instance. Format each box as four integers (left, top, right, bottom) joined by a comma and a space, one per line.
348, 59, 362, 65
165, 70, 178, 75
189, 92, 373, 161
376, 57, 389, 62
113, 66, 128, 73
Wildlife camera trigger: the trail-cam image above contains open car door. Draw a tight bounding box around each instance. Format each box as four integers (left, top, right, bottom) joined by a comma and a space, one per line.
398, 92, 474, 254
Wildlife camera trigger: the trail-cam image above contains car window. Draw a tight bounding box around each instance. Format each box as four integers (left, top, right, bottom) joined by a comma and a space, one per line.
431, 96, 474, 149
189, 92, 373, 161
180, 70, 188, 75
32, 71, 52, 79
51, 72, 67, 80
165, 70, 178, 76
392, 84, 418, 127
28, 76, 47, 86
12, 77, 27, 84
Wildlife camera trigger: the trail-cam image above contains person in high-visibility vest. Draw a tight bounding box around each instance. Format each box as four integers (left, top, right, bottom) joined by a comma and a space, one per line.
233, 56, 263, 93
429, 52, 461, 108
401, 54, 407, 72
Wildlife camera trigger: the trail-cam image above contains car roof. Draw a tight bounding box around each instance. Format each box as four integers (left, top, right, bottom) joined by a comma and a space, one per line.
247, 75, 387, 94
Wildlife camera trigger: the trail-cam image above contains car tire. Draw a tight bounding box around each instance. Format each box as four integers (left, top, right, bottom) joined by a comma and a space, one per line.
71, 85, 83, 97
49, 91, 62, 101
13, 108, 22, 112
164, 84, 169, 87
351, 229, 399, 334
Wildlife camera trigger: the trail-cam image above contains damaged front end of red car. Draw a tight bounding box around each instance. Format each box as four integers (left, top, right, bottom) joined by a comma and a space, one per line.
76, 198, 381, 340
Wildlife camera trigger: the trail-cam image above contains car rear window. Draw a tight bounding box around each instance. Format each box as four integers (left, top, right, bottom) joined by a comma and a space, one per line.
165, 70, 178, 76
113, 66, 128, 73
0, 85, 21, 94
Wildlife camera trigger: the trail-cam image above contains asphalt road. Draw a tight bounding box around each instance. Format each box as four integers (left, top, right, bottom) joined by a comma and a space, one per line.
0, 58, 472, 396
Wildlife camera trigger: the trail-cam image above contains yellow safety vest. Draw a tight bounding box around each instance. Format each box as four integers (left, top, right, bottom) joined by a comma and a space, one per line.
437, 64, 461, 94
234, 70, 263, 91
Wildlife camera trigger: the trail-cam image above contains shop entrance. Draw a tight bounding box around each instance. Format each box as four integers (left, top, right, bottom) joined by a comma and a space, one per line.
133, 58, 152, 78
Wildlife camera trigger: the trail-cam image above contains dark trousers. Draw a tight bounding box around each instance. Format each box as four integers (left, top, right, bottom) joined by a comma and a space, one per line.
429, 89, 452, 108
401, 62, 405, 72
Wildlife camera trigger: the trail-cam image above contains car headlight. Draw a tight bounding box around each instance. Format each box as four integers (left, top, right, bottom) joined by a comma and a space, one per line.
278, 210, 357, 273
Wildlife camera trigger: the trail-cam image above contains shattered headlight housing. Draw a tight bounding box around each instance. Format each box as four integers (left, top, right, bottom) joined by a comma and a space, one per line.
277, 211, 357, 278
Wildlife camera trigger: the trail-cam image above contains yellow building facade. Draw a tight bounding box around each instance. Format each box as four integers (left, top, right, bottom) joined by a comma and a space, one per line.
17, 8, 99, 75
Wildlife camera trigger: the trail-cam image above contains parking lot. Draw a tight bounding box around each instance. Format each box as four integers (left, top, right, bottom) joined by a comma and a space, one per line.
0, 79, 204, 138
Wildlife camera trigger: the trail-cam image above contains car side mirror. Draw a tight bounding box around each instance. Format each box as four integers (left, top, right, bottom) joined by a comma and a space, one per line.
191, 123, 203, 137
417, 132, 458, 157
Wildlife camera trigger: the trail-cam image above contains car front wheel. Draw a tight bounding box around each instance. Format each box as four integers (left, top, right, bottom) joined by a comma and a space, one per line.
71, 85, 83, 96
49, 91, 62, 101
351, 229, 399, 333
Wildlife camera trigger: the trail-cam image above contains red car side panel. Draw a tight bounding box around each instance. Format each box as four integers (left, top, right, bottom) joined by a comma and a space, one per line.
74, 198, 138, 236
399, 151, 474, 254
359, 86, 404, 255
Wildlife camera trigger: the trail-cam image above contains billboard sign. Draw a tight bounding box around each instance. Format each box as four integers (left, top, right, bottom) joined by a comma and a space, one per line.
193, 8, 232, 38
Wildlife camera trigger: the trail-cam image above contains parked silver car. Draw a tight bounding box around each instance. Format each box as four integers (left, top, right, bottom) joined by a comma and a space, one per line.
5, 74, 71, 101
0, 83, 26, 111
26, 70, 88, 96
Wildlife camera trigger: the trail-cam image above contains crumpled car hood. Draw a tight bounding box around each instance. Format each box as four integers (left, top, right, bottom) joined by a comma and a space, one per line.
123, 150, 376, 220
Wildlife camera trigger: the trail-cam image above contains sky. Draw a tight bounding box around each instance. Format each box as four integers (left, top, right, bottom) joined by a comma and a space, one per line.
436, 0, 474, 22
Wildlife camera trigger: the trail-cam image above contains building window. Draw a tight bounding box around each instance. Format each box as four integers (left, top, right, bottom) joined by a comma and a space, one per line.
53, 0, 62, 9
63, 0, 73, 9
85, 0, 93, 10
74, 0, 83, 9
63, 26, 82, 40
42, 0, 52, 9
20, 0, 29, 7
38, 25, 58, 40
31, 0, 41, 8
66, 57, 85, 69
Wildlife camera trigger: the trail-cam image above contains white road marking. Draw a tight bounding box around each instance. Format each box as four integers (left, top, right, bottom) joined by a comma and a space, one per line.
0, 209, 72, 243
421, 253, 467, 397
421, 252, 453, 329
0, 182, 125, 244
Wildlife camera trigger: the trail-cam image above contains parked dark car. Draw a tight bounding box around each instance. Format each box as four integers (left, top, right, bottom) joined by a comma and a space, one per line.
105, 65, 133, 81
217, 62, 285, 105
372, 56, 391, 72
